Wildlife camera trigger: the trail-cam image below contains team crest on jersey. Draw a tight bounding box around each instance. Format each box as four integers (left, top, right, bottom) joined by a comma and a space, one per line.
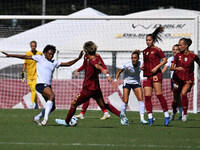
146, 52, 149, 55
153, 76, 158, 82
151, 51, 154, 54
184, 57, 188, 61
179, 56, 182, 60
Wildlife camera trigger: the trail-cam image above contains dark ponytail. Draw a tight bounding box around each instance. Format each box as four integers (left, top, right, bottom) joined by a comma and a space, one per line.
147, 26, 164, 43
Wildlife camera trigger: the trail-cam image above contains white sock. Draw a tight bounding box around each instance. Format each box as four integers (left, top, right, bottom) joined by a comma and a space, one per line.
35, 109, 45, 120
44, 100, 53, 121
104, 111, 109, 115
121, 102, 127, 114
148, 113, 153, 119
164, 111, 169, 118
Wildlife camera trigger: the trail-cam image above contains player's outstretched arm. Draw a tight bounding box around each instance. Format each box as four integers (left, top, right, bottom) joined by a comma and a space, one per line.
60, 50, 83, 67
2, 51, 33, 59
112, 69, 123, 88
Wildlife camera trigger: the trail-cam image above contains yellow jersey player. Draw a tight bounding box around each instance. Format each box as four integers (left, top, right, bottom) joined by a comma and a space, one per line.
22, 41, 42, 109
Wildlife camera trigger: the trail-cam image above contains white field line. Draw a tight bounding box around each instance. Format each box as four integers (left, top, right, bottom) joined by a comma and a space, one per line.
0, 142, 199, 149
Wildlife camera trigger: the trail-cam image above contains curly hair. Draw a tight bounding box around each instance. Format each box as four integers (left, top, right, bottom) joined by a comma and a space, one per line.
43, 45, 56, 54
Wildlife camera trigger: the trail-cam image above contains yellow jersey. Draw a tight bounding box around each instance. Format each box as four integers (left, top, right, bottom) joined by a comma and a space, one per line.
24, 50, 42, 80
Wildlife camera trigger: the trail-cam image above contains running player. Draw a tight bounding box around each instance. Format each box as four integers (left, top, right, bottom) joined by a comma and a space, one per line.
162, 44, 182, 120
22, 41, 42, 109
171, 38, 200, 122
112, 50, 148, 125
141, 26, 170, 126
2, 45, 83, 126
55, 41, 123, 127
74, 57, 111, 120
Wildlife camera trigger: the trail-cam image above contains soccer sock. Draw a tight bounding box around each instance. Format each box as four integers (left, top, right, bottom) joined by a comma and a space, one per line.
164, 111, 169, 118
81, 101, 89, 115
44, 100, 53, 121
178, 107, 183, 116
121, 102, 127, 114
138, 101, 145, 120
103, 110, 109, 115
181, 95, 188, 115
65, 107, 76, 124
148, 113, 153, 119
172, 101, 178, 114
145, 96, 152, 114
35, 109, 45, 120
157, 94, 168, 112
105, 103, 120, 117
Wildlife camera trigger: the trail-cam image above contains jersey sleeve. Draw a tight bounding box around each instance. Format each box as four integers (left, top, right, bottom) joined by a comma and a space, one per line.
172, 54, 178, 64
32, 55, 42, 62
194, 54, 200, 65
98, 55, 107, 70
157, 48, 165, 59
165, 57, 171, 67
55, 61, 61, 68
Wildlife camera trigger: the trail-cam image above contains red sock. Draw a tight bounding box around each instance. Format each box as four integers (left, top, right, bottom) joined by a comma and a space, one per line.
145, 96, 152, 114
65, 107, 76, 124
172, 101, 178, 114
157, 94, 168, 112
105, 103, 120, 117
81, 101, 89, 115
181, 95, 188, 115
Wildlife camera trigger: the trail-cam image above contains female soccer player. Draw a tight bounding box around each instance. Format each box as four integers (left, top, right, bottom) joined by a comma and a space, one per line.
74, 56, 111, 120
2, 45, 83, 126
162, 44, 182, 121
141, 26, 170, 126
22, 41, 42, 109
56, 41, 122, 127
171, 38, 200, 122
112, 50, 148, 125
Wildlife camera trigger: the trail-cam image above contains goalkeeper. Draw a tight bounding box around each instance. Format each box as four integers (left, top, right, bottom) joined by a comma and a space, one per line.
22, 41, 42, 109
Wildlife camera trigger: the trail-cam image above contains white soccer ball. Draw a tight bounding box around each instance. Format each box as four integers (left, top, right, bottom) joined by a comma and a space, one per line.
69, 116, 78, 126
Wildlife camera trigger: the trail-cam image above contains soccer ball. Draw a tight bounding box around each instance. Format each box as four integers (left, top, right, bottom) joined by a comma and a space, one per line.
69, 116, 78, 126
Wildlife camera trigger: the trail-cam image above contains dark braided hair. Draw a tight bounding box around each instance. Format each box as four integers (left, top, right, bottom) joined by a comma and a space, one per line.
147, 26, 164, 43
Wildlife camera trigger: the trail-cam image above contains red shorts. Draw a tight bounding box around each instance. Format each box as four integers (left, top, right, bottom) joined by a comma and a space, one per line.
74, 88, 103, 106
143, 72, 162, 87
172, 74, 193, 92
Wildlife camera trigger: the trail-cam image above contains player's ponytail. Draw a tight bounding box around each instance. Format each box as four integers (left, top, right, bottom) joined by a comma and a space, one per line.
147, 26, 164, 43
132, 50, 140, 58
180, 38, 192, 49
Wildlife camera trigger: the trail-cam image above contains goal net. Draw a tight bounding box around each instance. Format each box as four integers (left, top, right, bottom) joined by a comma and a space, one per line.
0, 15, 199, 113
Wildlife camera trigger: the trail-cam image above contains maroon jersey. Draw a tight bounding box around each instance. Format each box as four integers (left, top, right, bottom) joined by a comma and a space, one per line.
78, 54, 107, 72
172, 51, 200, 82
143, 46, 165, 77
81, 54, 107, 91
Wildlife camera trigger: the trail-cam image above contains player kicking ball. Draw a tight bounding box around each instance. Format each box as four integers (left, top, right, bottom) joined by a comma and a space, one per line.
56, 41, 122, 127
2, 45, 83, 126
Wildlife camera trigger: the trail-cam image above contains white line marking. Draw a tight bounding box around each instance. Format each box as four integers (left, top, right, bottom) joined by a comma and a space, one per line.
0, 142, 199, 149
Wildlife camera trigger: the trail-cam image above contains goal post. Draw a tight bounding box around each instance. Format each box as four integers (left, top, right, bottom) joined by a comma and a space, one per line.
0, 15, 199, 113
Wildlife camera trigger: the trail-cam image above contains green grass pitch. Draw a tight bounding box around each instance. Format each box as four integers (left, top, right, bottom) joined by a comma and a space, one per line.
0, 109, 200, 150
